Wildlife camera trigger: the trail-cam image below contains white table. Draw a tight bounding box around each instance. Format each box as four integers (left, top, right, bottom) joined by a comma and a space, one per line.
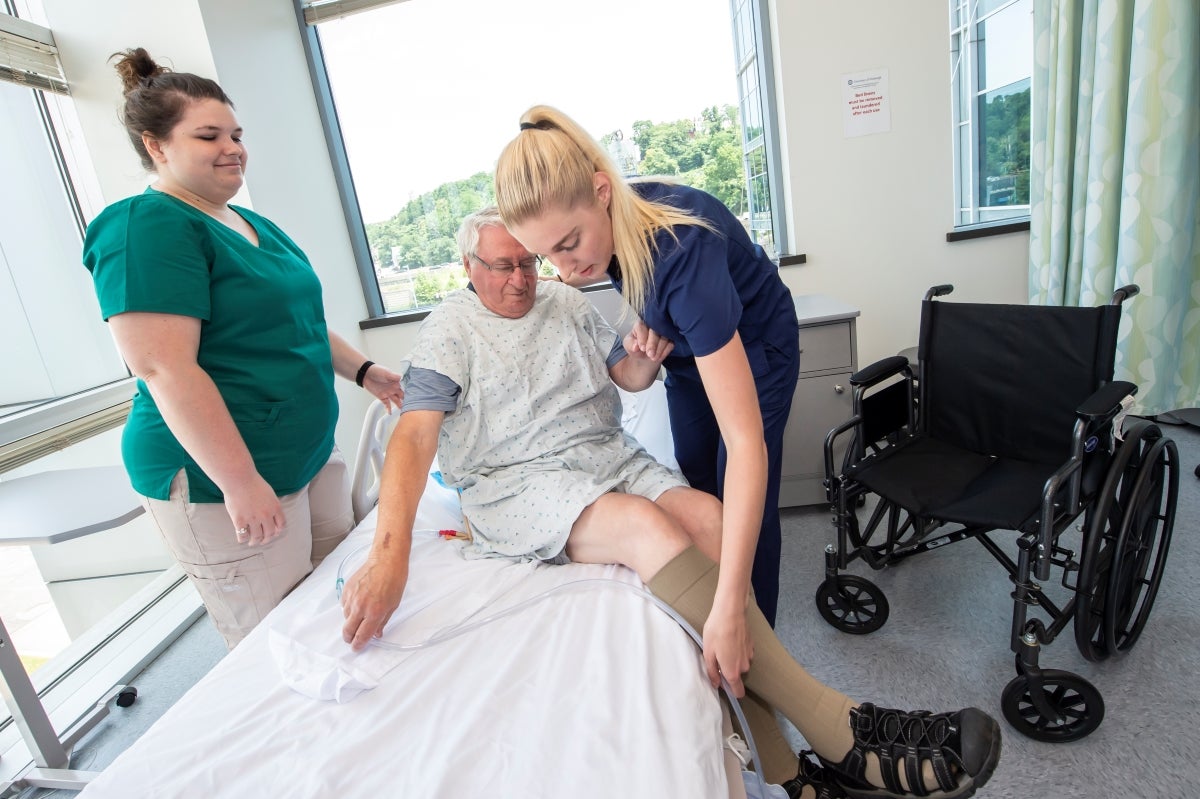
0, 466, 144, 792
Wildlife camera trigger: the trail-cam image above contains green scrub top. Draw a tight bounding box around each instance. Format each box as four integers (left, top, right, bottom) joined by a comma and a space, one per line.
83, 188, 338, 503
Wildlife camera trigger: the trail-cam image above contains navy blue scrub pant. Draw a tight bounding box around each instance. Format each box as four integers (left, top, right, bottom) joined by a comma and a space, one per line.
664, 334, 800, 626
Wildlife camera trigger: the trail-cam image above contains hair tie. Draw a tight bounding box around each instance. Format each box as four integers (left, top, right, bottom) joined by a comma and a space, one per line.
520, 121, 538, 131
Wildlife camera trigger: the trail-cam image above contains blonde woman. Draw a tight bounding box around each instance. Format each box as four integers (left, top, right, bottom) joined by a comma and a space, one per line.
494, 107, 1000, 799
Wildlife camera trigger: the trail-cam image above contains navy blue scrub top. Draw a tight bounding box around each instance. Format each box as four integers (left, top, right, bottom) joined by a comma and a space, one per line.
607, 181, 797, 383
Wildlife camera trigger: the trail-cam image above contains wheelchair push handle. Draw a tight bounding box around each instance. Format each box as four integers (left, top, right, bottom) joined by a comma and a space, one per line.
1110, 284, 1139, 305
924, 284, 954, 301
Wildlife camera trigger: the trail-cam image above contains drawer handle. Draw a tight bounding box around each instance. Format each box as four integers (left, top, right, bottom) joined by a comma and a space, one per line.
834, 385, 845, 394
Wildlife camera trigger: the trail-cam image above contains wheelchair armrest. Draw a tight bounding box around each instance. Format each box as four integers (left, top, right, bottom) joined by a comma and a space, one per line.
1076, 381, 1137, 421
824, 416, 860, 473
1035, 457, 1084, 581
849, 355, 911, 388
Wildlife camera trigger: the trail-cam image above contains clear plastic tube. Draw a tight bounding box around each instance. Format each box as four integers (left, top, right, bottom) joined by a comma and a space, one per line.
336, 543, 770, 797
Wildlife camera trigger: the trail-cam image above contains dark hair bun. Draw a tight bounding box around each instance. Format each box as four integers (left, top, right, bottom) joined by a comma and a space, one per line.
111, 47, 170, 94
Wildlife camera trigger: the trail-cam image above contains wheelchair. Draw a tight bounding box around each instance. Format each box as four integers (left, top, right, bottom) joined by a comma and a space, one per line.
817, 284, 1178, 743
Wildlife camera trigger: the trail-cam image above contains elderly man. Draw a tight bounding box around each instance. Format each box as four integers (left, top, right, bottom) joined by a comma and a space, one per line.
340, 206, 721, 643
339, 208, 1001, 799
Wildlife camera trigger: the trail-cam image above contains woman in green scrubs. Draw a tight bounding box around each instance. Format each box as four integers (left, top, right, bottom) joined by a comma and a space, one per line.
83, 48, 404, 649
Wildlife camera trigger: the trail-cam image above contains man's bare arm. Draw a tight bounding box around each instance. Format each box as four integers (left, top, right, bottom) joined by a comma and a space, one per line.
340, 409, 443, 651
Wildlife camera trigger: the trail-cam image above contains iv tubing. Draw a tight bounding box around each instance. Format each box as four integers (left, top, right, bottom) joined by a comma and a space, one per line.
336, 542, 771, 798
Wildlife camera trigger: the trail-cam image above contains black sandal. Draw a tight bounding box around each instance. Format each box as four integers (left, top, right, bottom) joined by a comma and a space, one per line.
780, 750, 847, 799
818, 703, 1001, 799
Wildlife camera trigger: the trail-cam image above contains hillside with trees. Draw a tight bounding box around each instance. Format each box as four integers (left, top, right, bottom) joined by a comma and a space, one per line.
364, 105, 745, 312
980, 85, 1031, 206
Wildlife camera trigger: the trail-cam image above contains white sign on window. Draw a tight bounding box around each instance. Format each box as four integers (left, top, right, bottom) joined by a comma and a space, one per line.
842, 68, 891, 138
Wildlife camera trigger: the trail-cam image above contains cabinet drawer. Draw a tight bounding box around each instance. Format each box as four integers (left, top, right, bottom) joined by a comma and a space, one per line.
779, 371, 853, 507
798, 321, 853, 374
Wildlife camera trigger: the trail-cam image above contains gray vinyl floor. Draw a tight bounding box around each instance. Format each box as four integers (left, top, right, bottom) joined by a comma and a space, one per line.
24, 419, 1200, 798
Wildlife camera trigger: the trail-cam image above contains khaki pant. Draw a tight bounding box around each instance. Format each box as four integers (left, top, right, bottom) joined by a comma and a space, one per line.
144, 450, 354, 650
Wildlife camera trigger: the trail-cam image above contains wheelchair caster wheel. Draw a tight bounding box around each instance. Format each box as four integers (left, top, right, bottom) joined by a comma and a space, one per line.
116, 686, 138, 708
815, 575, 889, 634
1000, 669, 1103, 742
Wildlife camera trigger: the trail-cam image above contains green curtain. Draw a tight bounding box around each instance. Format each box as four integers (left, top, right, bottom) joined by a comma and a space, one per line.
1029, 0, 1200, 415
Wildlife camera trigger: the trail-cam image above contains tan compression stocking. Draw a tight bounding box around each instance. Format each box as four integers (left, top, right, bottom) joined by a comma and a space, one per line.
647, 546, 856, 763
729, 691, 798, 784
648, 546, 943, 793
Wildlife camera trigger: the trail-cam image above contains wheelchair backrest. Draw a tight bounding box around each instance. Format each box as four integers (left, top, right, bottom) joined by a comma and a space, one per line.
918, 299, 1121, 465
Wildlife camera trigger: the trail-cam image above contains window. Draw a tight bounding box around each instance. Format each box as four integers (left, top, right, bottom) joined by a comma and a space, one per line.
300, 0, 787, 319
1, 8, 129, 436
0, 7, 191, 756
950, 0, 1032, 228
731, 0, 785, 259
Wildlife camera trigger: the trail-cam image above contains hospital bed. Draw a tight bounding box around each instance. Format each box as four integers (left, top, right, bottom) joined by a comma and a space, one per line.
76, 383, 746, 799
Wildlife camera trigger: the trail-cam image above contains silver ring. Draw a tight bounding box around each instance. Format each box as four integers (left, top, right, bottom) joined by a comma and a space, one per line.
236, 526, 249, 537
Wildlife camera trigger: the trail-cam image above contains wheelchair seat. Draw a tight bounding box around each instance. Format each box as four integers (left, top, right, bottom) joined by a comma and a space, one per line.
849, 435, 1058, 532
818, 285, 1178, 744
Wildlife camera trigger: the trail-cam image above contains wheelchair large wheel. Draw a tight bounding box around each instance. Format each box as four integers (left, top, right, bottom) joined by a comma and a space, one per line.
815, 575, 889, 634
1001, 670, 1104, 743
1104, 436, 1177, 653
1074, 421, 1176, 661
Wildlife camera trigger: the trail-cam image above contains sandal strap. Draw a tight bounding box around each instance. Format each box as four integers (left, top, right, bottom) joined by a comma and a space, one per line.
830, 703, 966, 796
781, 750, 847, 799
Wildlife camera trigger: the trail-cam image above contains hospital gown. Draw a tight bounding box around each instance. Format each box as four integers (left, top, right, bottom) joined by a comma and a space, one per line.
404, 281, 685, 560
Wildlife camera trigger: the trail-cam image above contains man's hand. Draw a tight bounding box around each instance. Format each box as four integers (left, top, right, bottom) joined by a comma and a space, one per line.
340, 557, 409, 652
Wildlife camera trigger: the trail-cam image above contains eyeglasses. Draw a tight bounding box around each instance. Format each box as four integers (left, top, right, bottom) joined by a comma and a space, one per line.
471, 254, 542, 278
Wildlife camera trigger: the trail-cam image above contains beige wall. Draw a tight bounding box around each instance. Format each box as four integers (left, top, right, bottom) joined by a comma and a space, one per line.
770, 1, 1029, 366
46, 0, 219, 206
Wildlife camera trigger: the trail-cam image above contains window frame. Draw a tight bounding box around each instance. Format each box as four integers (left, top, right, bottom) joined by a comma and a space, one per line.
296, 0, 790, 324
294, 0, 386, 319
0, 9, 202, 762
0, 9, 133, 452
730, 0, 788, 260
949, 0, 1032, 231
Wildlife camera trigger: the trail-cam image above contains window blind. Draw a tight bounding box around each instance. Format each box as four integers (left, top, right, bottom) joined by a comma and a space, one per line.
0, 13, 66, 95
302, 0, 412, 25
0, 401, 131, 475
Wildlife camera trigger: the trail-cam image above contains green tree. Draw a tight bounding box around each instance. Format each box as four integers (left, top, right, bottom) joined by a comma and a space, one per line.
640, 146, 680, 176
365, 171, 496, 268
412, 271, 441, 306
979, 86, 1030, 206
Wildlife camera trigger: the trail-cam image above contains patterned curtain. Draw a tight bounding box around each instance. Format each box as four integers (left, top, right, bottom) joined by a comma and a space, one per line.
1028, 0, 1200, 415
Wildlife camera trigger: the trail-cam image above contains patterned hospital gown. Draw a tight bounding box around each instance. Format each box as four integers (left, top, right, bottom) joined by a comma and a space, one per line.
408, 281, 684, 560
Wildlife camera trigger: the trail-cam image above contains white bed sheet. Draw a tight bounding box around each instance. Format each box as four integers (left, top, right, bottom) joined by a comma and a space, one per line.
79, 469, 730, 799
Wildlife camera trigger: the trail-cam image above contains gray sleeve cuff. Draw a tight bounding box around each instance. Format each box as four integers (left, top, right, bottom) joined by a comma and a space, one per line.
401, 366, 460, 414
606, 337, 628, 369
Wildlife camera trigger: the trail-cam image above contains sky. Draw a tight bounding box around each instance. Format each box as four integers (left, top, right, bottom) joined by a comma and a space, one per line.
316, 0, 740, 223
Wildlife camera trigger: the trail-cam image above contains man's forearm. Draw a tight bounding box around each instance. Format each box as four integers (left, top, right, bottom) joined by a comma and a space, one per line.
609, 355, 660, 392
371, 418, 439, 559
